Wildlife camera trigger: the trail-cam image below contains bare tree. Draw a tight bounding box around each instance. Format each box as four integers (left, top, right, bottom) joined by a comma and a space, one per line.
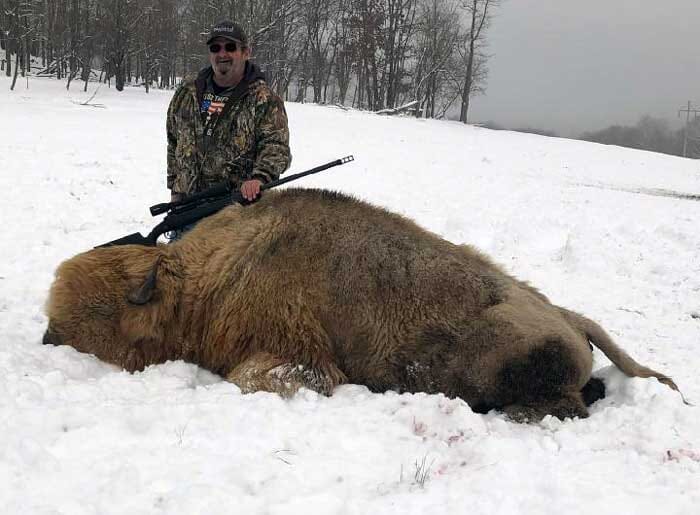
455, 0, 498, 123
1, 0, 20, 78
380, 0, 416, 109
250, 0, 302, 95
308, 0, 332, 102
350, 0, 384, 110
63, 0, 98, 91
97, 0, 152, 91
6, 0, 38, 90
330, 0, 353, 104
412, 0, 460, 118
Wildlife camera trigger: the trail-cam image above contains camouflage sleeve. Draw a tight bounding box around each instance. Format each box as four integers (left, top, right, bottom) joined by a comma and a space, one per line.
251, 89, 291, 184
166, 85, 187, 190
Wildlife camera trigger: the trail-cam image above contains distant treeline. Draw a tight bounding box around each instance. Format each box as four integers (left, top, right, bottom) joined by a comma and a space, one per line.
579, 116, 700, 159
0, 0, 499, 121
482, 116, 700, 159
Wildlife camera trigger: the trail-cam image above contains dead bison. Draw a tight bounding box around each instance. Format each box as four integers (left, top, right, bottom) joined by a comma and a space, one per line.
43, 188, 679, 421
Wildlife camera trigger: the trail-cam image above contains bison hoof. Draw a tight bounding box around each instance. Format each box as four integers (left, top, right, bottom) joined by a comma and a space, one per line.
502, 394, 590, 423
581, 376, 606, 406
225, 352, 346, 397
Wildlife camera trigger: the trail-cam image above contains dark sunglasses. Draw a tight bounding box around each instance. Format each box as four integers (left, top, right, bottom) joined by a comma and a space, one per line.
209, 42, 238, 53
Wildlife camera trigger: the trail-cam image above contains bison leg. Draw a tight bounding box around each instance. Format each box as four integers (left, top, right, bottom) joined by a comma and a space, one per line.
581, 376, 606, 406
506, 378, 603, 421
225, 352, 346, 397
496, 339, 592, 421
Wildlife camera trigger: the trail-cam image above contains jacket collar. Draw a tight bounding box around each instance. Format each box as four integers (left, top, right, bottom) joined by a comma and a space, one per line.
195, 62, 265, 94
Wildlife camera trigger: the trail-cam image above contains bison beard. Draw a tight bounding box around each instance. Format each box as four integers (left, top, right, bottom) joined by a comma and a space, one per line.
43, 189, 679, 422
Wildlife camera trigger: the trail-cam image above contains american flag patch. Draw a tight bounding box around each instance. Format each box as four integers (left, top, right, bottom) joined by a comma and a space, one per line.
208, 101, 225, 114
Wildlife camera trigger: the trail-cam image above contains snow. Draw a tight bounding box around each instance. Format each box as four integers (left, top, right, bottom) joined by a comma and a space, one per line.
1, 76, 699, 514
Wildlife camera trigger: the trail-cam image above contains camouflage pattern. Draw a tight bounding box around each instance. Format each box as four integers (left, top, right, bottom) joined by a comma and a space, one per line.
166, 65, 291, 195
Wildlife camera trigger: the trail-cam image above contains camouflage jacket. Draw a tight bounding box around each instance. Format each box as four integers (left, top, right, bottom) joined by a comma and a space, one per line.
166, 63, 291, 194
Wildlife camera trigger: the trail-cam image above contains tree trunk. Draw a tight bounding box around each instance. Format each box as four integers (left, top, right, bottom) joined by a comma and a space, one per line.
116, 64, 125, 91
459, 46, 474, 123
10, 52, 20, 90
5, 40, 11, 77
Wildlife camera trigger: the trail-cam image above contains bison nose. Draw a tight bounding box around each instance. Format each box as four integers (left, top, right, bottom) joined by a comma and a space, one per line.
43, 330, 62, 346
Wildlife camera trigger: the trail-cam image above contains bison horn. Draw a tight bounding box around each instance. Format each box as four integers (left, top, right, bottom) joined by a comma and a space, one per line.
127, 256, 163, 305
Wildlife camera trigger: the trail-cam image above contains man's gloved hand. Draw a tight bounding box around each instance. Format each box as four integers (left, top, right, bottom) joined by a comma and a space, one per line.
240, 179, 263, 202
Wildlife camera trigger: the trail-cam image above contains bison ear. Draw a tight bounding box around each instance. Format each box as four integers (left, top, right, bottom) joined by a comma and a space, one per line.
127, 256, 163, 305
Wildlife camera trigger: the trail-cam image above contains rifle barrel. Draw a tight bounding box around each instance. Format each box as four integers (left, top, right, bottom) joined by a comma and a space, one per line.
262, 155, 354, 190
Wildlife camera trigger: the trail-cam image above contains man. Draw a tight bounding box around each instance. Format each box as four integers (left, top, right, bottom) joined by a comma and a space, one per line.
166, 20, 291, 216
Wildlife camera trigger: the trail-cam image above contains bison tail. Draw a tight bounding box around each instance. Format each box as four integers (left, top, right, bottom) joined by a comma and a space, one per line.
559, 308, 686, 400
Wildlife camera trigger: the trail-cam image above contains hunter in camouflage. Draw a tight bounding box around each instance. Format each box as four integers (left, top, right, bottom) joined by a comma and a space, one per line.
166, 20, 291, 200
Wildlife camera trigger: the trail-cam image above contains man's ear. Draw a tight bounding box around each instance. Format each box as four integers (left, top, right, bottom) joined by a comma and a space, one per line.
127, 256, 163, 305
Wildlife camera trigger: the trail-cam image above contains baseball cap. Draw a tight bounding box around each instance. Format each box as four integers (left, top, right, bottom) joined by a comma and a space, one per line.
206, 20, 248, 46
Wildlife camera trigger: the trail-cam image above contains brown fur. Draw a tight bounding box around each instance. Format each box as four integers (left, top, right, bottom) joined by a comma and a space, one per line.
43, 188, 679, 421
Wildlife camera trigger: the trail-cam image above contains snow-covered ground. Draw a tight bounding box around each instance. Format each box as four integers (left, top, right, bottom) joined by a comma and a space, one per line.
1, 75, 699, 514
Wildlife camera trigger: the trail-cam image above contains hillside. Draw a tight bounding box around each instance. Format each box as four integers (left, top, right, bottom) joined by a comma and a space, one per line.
1, 76, 699, 514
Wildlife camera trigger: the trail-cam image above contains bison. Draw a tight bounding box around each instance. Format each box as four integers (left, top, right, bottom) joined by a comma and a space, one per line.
43, 189, 679, 421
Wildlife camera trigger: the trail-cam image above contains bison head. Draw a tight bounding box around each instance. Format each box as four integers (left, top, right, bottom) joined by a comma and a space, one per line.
44, 246, 180, 371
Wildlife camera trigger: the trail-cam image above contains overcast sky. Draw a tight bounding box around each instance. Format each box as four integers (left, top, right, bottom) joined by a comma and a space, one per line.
468, 0, 700, 136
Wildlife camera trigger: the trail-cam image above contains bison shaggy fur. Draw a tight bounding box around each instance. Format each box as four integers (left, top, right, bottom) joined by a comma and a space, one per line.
44, 189, 679, 421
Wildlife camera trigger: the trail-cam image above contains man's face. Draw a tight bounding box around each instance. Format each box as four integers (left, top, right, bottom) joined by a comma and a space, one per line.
208, 37, 250, 84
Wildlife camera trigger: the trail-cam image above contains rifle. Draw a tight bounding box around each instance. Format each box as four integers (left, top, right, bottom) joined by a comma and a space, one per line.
98, 155, 354, 248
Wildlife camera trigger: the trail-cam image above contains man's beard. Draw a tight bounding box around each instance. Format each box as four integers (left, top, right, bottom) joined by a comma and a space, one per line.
215, 61, 232, 75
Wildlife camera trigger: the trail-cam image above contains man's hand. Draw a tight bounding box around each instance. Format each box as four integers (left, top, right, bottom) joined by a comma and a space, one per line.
241, 179, 263, 201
